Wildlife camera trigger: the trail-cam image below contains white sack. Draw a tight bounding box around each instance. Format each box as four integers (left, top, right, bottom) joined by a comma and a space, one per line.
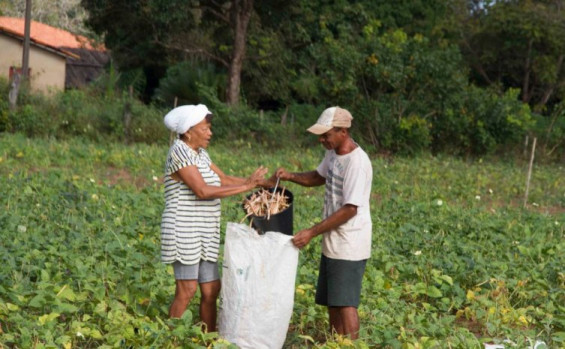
219, 222, 299, 349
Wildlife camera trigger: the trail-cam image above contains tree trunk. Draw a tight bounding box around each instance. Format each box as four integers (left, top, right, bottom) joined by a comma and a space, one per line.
536, 54, 564, 111
226, 0, 253, 106
521, 38, 534, 103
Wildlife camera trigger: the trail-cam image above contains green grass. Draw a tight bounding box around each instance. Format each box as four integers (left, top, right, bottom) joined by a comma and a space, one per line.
0, 133, 563, 348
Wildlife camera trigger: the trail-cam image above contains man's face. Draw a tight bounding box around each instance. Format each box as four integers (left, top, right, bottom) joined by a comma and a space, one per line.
318, 127, 345, 150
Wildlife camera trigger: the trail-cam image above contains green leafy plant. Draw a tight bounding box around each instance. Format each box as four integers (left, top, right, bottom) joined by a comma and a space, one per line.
0, 134, 563, 348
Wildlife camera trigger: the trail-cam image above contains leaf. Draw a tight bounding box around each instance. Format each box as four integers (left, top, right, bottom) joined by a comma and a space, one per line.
28, 294, 45, 308
466, 290, 475, 301
426, 286, 443, 298
56, 285, 77, 301
38, 312, 60, 325
55, 335, 72, 348
41, 269, 51, 282
89, 329, 103, 339
440, 275, 453, 286
94, 301, 107, 315
6, 303, 20, 311
55, 302, 78, 313
298, 335, 316, 343
552, 332, 565, 343
181, 309, 193, 324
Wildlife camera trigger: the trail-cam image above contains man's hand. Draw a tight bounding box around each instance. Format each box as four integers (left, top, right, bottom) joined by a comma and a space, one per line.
274, 167, 292, 181
292, 228, 315, 249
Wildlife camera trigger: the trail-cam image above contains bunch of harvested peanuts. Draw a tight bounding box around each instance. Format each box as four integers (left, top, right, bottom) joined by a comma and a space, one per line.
243, 188, 290, 221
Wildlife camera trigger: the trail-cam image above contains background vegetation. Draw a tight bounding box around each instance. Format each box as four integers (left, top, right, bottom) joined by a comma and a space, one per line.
0, 134, 563, 348
1, 0, 564, 348
1, 0, 565, 159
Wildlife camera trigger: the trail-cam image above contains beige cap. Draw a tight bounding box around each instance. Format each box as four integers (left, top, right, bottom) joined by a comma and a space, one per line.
307, 106, 353, 135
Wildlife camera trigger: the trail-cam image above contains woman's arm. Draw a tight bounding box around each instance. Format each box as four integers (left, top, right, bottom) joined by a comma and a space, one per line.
175, 165, 267, 199
212, 163, 274, 188
210, 163, 246, 186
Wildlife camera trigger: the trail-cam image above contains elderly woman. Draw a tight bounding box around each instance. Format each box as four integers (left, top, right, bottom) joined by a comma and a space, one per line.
161, 104, 268, 331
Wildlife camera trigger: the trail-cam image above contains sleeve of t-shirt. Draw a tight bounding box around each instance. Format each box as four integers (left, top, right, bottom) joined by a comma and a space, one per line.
342, 158, 370, 207
200, 148, 212, 166
316, 150, 331, 178
165, 143, 197, 175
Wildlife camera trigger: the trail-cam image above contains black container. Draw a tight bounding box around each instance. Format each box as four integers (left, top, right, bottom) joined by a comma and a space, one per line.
245, 187, 293, 235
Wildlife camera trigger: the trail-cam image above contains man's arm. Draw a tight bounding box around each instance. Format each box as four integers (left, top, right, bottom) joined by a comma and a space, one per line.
274, 168, 326, 187
292, 204, 357, 248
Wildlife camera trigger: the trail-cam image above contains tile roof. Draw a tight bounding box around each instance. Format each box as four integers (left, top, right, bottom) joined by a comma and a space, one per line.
0, 16, 105, 54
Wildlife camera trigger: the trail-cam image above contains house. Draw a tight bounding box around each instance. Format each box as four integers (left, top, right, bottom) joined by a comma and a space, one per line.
0, 16, 109, 93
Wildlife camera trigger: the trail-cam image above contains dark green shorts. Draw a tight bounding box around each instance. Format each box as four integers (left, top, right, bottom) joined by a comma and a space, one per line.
315, 254, 367, 308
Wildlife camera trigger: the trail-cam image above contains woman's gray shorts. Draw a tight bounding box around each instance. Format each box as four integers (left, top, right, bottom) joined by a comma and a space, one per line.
173, 260, 220, 283
315, 254, 367, 308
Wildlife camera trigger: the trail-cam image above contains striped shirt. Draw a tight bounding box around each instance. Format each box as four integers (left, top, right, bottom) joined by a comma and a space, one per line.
160, 139, 221, 265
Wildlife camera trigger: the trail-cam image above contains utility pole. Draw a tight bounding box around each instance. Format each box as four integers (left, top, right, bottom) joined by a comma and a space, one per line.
22, 0, 32, 82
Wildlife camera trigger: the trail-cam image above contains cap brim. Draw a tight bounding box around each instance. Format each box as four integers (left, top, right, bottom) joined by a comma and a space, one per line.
307, 124, 332, 135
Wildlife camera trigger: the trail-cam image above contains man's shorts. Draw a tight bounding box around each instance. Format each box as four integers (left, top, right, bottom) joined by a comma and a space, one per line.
172, 260, 220, 283
315, 254, 367, 308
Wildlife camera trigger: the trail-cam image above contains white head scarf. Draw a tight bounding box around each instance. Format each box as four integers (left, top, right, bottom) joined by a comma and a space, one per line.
163, 104, 212, 134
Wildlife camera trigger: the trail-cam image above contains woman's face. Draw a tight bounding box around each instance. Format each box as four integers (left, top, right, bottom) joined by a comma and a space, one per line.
187, 118, 213, 149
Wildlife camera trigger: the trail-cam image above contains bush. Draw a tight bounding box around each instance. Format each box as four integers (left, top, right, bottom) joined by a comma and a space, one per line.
431, 86, 534, 156
0, 77, 167, 144
392, 114, 432, 155
532, 102, 565, 161
128, 101, 168, 144
153, 60, 226, 107
0, 71, 552, 160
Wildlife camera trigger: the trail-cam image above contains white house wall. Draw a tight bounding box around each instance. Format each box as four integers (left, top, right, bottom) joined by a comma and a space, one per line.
0, 34, 67, 93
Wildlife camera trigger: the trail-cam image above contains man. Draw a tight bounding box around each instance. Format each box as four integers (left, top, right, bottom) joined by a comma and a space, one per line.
272, 106, 373, 339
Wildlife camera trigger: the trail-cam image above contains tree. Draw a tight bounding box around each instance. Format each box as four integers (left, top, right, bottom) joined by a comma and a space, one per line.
0, 0, 91, 36
456, 0, 565, 112
82, 0, 259, 105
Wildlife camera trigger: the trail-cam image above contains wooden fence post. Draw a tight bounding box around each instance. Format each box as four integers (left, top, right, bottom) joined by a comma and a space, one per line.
523, 137, 537, 208
123, 85, 133, 143
169, 97, 178, 146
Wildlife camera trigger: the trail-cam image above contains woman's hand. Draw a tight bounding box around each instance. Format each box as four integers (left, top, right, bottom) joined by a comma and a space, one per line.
246, 166, 269, 187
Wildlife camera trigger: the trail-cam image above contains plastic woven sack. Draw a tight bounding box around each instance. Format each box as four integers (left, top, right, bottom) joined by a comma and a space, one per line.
219, 222, 299, 349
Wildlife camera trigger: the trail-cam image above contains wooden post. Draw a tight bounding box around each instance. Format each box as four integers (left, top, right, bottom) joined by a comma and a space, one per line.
169, 97, 178, 146
8, 73, 20, 110
280, 106, 288, 125
123, 85, 133, 143
523, 137, 537, 208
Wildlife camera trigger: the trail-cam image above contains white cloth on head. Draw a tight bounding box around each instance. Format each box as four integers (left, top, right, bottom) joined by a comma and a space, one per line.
163, 104, 211, 134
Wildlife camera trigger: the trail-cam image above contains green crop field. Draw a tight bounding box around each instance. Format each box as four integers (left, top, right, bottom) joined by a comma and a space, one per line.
0, 133, 563, 348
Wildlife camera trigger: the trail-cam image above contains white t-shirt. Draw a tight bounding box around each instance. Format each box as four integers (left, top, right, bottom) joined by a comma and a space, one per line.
316, 146, 373, 261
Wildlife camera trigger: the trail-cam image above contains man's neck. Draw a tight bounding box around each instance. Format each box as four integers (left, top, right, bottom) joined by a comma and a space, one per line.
335, 137, 357, 155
